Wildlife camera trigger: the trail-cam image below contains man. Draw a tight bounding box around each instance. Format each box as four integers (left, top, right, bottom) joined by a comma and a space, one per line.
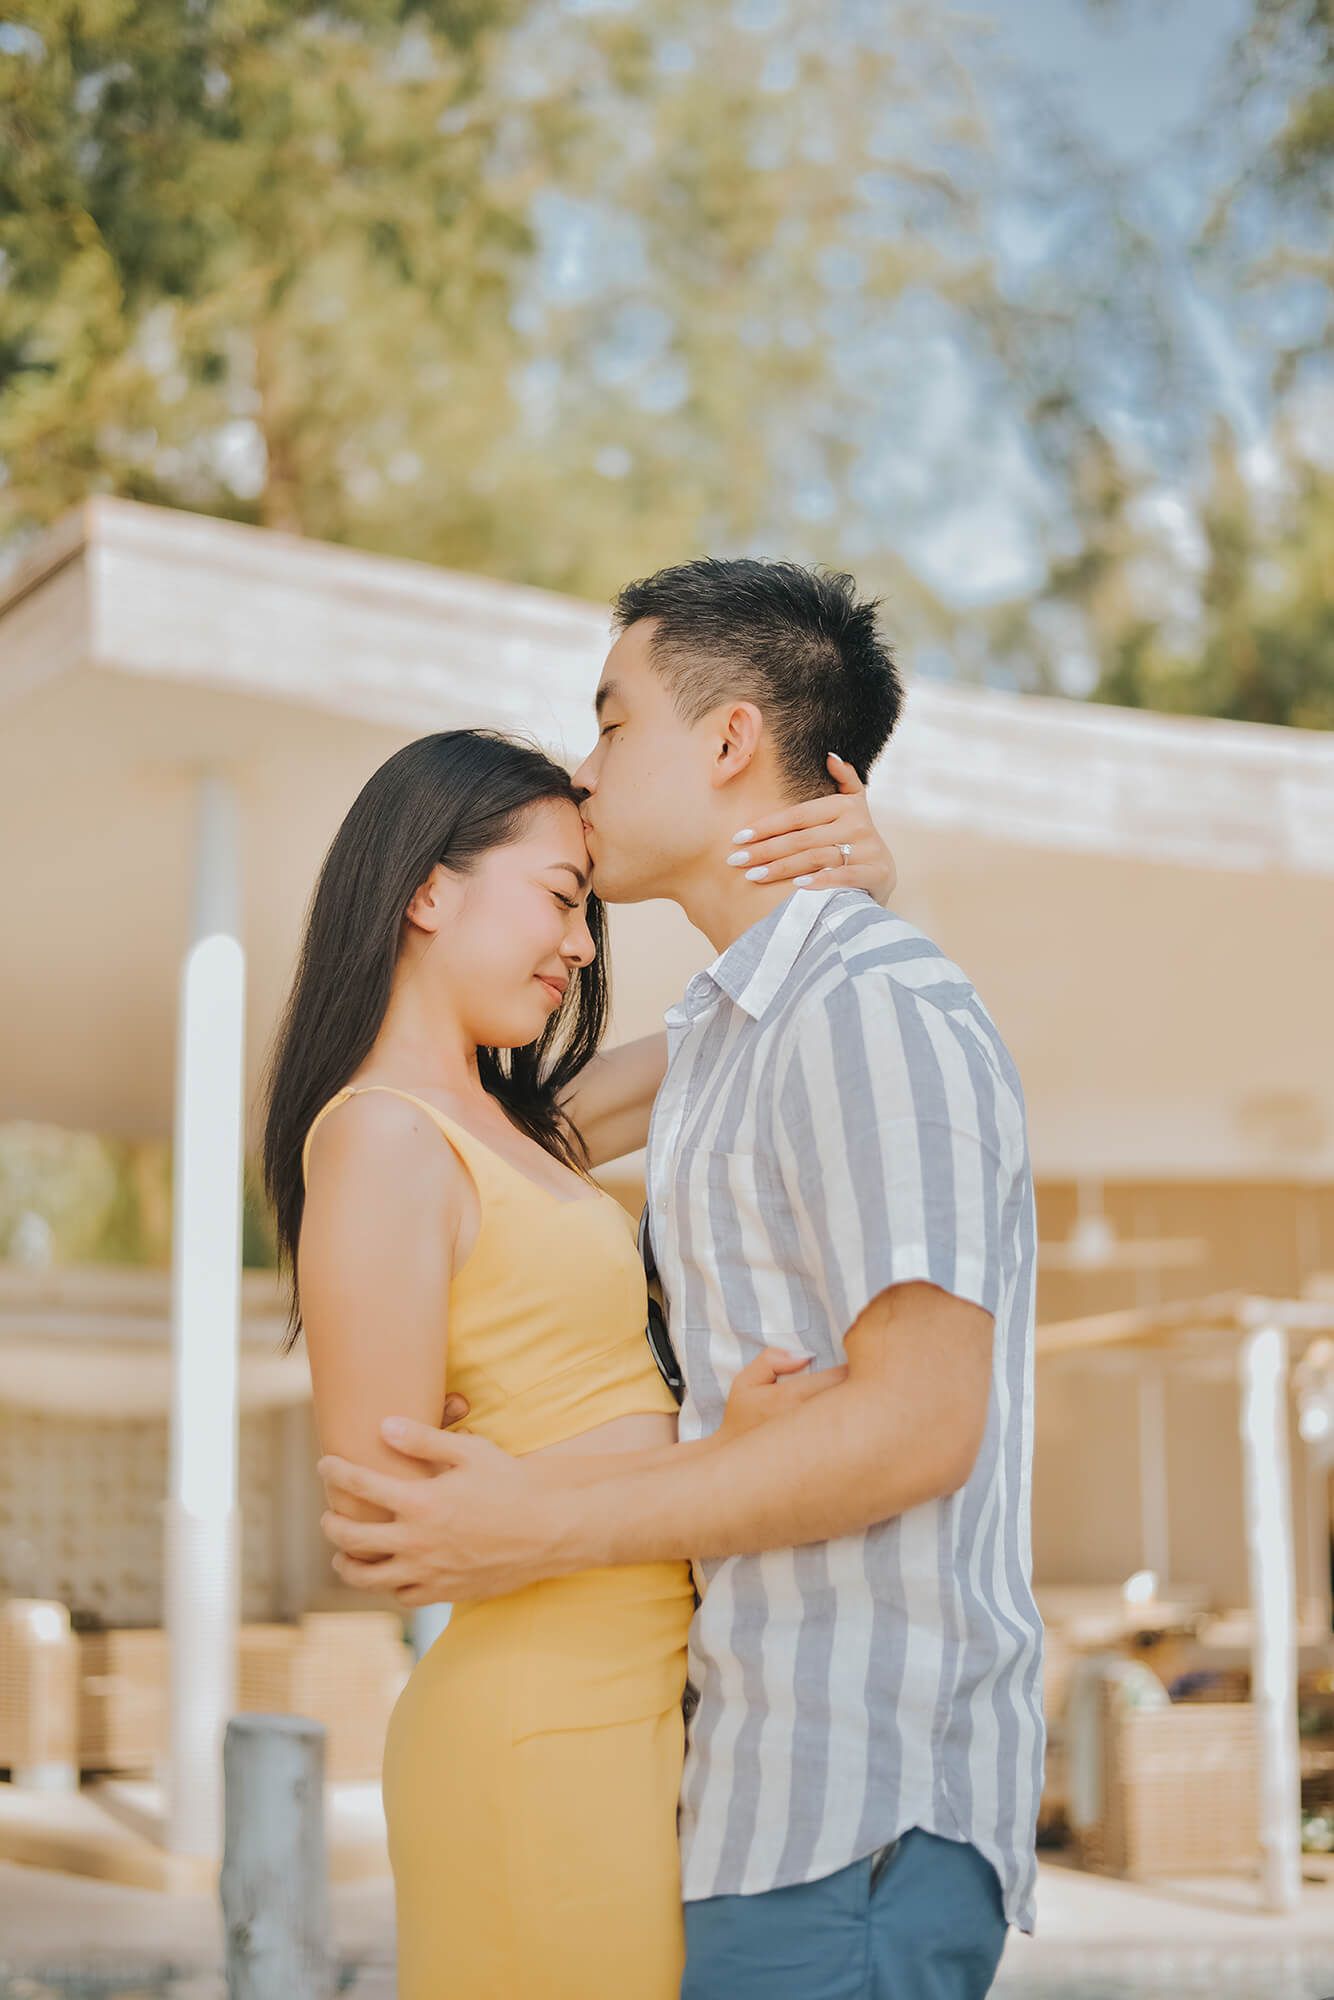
322, 559, 1044, 1998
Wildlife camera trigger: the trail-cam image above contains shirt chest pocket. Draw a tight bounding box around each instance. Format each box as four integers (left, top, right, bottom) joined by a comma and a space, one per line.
679, 1148, 813, 1340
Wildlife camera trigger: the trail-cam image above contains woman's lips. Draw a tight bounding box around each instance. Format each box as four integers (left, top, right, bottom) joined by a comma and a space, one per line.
537, 976, 567, 1003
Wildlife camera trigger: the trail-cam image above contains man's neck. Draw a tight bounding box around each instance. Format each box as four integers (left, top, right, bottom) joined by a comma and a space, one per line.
674, 858, 806, 956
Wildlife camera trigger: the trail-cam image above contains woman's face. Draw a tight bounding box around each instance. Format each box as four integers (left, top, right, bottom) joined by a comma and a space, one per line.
420, 798, 597, 1050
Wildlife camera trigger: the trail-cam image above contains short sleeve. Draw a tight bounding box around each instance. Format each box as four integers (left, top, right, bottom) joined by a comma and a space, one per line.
773, 973, 1017, 1341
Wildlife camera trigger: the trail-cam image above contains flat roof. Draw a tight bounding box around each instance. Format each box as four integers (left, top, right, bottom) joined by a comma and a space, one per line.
5, 497, 1332, 875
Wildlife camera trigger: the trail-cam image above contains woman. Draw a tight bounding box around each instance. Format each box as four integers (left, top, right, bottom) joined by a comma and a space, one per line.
262, 729, 893, 2000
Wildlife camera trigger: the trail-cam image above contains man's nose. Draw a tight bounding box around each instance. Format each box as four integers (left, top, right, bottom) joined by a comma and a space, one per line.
570, 750, 596, 793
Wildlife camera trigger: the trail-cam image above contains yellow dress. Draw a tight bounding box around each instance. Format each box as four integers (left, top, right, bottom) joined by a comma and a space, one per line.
302, 1086, 694, 2000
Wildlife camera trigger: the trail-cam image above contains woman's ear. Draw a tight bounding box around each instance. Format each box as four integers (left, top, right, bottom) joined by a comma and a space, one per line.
404, 863, 455, 934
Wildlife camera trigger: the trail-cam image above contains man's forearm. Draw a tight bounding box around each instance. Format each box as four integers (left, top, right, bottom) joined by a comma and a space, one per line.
548, 1380, 956, 1574
523, 1433, 716, 1492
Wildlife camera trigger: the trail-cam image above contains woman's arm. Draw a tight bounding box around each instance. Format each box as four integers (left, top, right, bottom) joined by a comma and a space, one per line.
299, 1089, 470, 1526
561, 1032, 670, 1169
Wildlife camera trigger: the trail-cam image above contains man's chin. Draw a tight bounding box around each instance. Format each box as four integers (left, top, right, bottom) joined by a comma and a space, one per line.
583, 830, 658, 906
586, 856, 613, 901
586, 854, 637, 906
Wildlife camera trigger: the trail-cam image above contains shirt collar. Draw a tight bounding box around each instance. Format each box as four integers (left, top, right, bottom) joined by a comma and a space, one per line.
691, 886, 854, 1024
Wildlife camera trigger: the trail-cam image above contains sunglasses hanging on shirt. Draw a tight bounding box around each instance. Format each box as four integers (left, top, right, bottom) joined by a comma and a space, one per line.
638, 1204, 685, 1407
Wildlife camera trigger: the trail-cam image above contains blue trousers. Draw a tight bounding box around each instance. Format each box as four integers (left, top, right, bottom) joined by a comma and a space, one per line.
680, 1829, 1007, 2000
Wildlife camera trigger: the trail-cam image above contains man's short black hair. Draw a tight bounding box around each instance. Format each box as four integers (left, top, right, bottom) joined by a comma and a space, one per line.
611, 558, 902, 798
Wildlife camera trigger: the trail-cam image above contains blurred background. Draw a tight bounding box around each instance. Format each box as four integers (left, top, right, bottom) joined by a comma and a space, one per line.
2, 0, 1331, 714
1, 0, 1333, 1991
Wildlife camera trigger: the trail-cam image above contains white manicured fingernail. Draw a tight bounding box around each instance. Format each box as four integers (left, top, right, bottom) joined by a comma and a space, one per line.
733, 828, 755, 843
727, 849, 750, 866
746, 866, 769, 881
793, 874, 814, 886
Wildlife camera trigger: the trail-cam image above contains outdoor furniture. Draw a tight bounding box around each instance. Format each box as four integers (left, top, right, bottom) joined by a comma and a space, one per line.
0, 1600, 78, 1785
1080, 1681, 1259, 1879
71, 1614, 411, 1778
1038, 1291, 1334, 1910
77, 1627, 166, 1773
1035, 1583, 1213, 1830
237, 1614, 411, 1782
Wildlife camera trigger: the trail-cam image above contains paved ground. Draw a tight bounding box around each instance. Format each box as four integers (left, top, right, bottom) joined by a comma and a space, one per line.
3, 1850, 1334, 1996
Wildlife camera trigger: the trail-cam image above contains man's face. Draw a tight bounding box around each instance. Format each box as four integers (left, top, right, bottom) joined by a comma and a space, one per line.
570, 620, 716, 905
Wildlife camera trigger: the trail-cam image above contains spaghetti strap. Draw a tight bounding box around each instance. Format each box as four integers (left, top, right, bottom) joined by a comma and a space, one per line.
301, 1085, 602, 1207
300, 1083, 488, 1196
300, 1085, 358, 1187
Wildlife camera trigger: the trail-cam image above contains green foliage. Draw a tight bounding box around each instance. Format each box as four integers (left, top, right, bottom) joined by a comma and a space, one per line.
0, 0, 1002, 622
0, 1122, 137, 1263
1091, 460, 1334, 730
1009, 0, 1334, 730
1, 0, 534, 545
0, 1122, 279, 1268
0, 0, 1329, 727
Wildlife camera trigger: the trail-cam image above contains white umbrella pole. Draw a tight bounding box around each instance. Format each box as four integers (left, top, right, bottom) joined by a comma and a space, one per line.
1239, 1322, 1301, 1914
1137, 1362, 1170, 1584
1302, 1447, 1332, 1634
164, 773, 245, 1858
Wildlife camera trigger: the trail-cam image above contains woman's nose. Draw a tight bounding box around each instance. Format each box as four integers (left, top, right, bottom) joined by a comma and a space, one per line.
564, 921, 597, 969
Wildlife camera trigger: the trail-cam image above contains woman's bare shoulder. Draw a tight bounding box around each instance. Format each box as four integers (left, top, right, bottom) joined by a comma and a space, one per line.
305, 1086, 465, 1203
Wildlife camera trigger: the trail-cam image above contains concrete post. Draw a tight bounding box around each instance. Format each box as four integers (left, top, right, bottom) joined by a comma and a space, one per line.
220, 1714, 336, 2000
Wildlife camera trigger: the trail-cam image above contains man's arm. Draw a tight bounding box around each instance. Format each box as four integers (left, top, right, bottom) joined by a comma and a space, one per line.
319, 1280, 990, 1602
563, 1280, 992, 1566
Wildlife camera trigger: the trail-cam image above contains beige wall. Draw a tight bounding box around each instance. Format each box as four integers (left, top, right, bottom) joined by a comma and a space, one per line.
1031, 1178, 1334, 1608
1034, 1178, 1334, 1326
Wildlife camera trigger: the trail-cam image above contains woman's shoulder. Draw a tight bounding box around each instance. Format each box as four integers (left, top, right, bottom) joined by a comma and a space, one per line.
304, 1085, 466, 1200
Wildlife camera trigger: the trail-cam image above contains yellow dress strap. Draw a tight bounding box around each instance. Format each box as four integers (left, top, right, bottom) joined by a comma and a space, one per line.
300, 1085, 358, 1187
301, 1085, 599, 1208
300, 1084, 513, 1204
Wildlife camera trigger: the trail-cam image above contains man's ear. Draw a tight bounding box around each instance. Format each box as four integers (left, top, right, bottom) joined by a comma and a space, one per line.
711, 701, 764, 787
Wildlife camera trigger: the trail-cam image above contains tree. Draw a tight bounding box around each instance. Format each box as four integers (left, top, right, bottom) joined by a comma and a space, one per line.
0, 0, 1031, 625
993, 0, 1334, 727
1, 0, 536, 556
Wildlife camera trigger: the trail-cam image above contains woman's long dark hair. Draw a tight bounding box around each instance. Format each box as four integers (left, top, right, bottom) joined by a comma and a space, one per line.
262, 730, 609, 1345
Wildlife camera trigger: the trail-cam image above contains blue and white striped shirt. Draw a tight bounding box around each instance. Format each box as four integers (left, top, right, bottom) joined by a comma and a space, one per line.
647, 887, 1043, 1929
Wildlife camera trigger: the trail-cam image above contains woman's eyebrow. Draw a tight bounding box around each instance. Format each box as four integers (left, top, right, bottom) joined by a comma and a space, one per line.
546, 860, 592, 890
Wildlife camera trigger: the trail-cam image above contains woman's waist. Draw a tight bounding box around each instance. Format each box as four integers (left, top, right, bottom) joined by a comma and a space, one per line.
435, 1561, 695, 1731
449, 1557, 695, 1632
450, 1348, 679, 1456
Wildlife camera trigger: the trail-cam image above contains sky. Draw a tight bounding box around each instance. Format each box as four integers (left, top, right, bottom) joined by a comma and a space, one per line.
526, 0, 1286, 623
978, 0, 1254, 169
930, 0, 1270, 611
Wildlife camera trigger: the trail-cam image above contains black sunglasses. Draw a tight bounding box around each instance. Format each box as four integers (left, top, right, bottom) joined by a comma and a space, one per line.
638, 1204, 685, 1407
